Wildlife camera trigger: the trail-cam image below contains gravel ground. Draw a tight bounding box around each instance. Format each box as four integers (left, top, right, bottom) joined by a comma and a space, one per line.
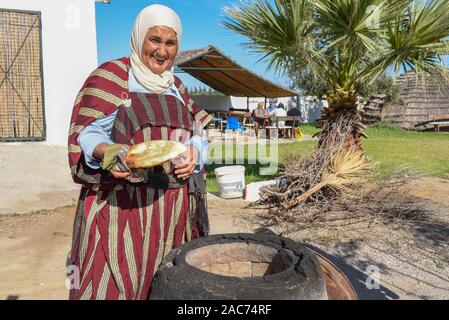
267, 177, 449, 300
0, 143, 447, 299
0, 143, 80, 215
0, 180, 448, 300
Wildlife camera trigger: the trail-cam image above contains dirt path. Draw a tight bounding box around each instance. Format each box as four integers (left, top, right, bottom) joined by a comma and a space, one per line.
0, 143, 80, 215
284, 177, 449, 300
0, 208, 73, 299
0, 178, 448, 300
0, 194, 262, 300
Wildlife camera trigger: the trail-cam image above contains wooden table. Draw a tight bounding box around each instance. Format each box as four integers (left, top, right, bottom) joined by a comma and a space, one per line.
265, 116, 301, 138
432, 121, 449, 132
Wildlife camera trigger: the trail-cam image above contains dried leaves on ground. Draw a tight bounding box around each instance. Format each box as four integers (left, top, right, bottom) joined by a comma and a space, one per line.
257, 112, 371, 216
251, 112, 440, 243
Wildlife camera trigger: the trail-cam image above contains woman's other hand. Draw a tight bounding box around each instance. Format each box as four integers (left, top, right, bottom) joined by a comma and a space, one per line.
110, 170, 131, 179
174, 145, 199, 180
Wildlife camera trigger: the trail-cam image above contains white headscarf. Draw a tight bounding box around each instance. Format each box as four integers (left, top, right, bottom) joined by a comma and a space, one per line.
130, 4, 182, 93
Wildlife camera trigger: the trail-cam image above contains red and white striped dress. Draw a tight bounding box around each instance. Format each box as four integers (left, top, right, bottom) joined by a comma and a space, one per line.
67, 58, 212, 300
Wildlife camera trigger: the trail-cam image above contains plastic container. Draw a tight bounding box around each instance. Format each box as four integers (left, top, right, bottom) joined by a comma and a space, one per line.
214, 166, 246, 199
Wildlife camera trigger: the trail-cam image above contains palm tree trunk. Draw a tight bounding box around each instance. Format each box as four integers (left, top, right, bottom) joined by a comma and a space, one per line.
317, 90, 366, 150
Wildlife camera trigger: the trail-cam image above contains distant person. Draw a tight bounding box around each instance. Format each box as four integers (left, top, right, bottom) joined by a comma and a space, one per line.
267, 101, 276, 114
286, 99, 296, 112
252, 102, 269, 136
273, 103, 287, 127
286, 101, 301, 127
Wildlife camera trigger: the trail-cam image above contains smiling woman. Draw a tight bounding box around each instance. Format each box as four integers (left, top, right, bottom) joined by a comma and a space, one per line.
67, 4, 213, 300
141, 27, 179, 74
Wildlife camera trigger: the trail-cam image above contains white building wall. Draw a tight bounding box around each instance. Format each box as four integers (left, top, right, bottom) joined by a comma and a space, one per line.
298, 97, 327, 123
191, 94, 329, 123
247, 97, 297, 112
192, 96, 303, 113
190, 95, 233, 112
191, 95, 253, 112
0, 0, 99, 145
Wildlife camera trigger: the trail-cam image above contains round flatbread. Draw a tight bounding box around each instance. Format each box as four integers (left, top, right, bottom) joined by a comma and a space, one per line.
125, 140, 187, 169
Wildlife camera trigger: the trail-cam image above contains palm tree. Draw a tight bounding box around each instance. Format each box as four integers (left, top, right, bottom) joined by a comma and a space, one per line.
223, 0, 449, 148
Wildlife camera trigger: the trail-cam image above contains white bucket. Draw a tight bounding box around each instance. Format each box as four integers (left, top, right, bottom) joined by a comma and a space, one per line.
214, 165, 246, 199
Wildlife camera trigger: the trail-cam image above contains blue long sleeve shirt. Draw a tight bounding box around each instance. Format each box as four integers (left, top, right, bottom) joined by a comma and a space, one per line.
78, 69, 209, 171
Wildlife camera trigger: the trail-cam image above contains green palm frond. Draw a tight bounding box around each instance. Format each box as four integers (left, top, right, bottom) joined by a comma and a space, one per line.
348, 0, 449, 83
223, 0, 322, 75
223, 0, 449, 93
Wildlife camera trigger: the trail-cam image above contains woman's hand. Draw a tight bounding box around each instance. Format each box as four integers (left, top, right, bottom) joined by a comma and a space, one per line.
110, 170, 131, 179
174, 145, 199, 180
94, 143, 131, 180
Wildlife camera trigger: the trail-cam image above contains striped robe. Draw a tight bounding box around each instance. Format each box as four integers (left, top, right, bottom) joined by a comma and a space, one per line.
67, 58, 212, 300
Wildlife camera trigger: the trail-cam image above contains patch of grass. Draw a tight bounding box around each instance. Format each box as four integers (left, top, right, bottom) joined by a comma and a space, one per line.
299, 123, 320, 136
205, 141, 315, 192
204, 125, 449, 192
364, 125, 449, 179
368, 121, 403, 130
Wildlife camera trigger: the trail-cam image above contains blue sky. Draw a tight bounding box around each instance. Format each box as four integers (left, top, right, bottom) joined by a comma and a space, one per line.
95, 0, 287, 90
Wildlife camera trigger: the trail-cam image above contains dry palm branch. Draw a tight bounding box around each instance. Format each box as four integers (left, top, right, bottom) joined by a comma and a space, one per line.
259, 112, 372, 214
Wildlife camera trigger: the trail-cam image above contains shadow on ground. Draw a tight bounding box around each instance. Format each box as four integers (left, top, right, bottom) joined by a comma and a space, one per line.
306, 244, 400, 300
413, 220, 449, 253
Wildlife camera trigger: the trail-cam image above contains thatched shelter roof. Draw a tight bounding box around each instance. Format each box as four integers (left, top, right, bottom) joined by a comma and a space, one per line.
382, 71, 449, 130
175, 45, 298, 98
